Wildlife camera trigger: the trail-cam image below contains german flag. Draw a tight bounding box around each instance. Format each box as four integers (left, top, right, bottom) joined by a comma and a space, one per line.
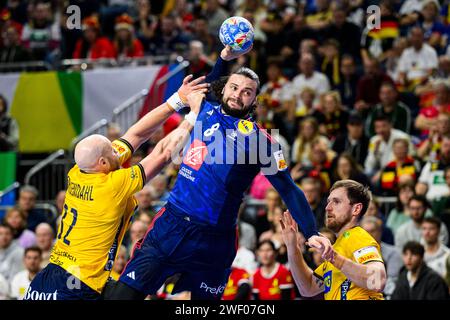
368, 21, 399, 40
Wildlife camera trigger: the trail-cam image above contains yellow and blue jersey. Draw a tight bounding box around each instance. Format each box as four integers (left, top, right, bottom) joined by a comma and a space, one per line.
314, 226, 384, 300
49, 138, 145, 293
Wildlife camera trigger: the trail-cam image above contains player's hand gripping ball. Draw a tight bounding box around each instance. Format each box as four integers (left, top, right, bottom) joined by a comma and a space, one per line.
219, 16, 254, 53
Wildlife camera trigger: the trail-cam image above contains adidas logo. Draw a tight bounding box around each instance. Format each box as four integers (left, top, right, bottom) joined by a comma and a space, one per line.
127, 271, 136, 280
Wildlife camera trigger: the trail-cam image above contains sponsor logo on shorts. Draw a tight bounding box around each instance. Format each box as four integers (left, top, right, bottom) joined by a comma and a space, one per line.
23, 286, 58, 300
199, 282, 225, 295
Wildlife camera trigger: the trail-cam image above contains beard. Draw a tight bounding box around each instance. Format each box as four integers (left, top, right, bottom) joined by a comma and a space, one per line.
222, 97, 253, 119
326, 213, 352, 233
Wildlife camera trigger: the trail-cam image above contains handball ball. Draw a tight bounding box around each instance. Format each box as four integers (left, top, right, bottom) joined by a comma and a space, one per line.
219, 16, 254, 53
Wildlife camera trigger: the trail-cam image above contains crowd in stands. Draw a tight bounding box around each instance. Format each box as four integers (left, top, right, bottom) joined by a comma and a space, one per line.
1, 0, 450, 300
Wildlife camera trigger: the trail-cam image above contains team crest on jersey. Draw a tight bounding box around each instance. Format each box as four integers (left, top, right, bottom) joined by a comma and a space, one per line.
183, 139, 208, 171
235, 120, 255, 135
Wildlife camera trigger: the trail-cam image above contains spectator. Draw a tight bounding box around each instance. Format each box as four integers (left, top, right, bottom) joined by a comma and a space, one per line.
132, 0, 158, 43
0, 21, 30, 63
334, 55, 359, 109
202, 0, 229, 37
259, 206, 285, 251
34, 223, 54, 268
305, 0, 333, 31
294, 87, 316, 120
0, 94, 19, 152
422, 217, 450, 279
147, 14, 190, 57
366, 198, 395, 246
0, 224, 24, 281
238, 218, 257, 252
232, 242, 258, 275
331, 153, 370, 187
148, 174, 170, 212
395, 195, 448, 250
72, 16, 116, 59
361, 216, 403, 300
360, 0, 399, 63
134, 185, 153, 211
321, 3, 361, 59
431, 166, 450, 231
259, 10, 286, 57
20, 1, 60, 62
397, 27, 438, 90
415, 81, 450, 141
417, 134, 450, 201
190, 15, 220, 59
354, 57, 395, 116
17, 185, 51, 232
364, 115, 413, 179
54, 190, 66, 215
252, 240, 294, 300
285, 53, 331, 113
313, 90, 349, 141
365, 82, 412, 136
419, 0, 447, 53
298, 177, 327, 229
3, 207, 36, 249
185, 40, 213, 79
332, 113, 369, 166
222, 267, 251, 300
127, 220, 147, 256
9, 246, 42, 300
417, 114, 450, 162
377, 138, 420, 196
291, 117, 330, 166
387, 180, 418, 234
113, 14, 144, 59
391, 241, 448, 300
253, 188, 282, 240
110, 245, 128, 280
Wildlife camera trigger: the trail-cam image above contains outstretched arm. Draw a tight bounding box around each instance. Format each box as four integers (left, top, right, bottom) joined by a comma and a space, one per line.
139, 90, 206, 182
122, 75, 208, 151
266, 169, 332, 256
280, 211, 324, 297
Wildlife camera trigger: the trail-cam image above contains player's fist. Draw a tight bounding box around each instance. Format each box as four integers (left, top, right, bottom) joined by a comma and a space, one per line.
306, 235, 333, 260
186, 90, 207, 115
178, 75, 210, 104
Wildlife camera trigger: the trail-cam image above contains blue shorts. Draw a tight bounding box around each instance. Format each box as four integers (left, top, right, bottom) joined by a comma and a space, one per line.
24, 263, 100, 300
119, 203, 238, 300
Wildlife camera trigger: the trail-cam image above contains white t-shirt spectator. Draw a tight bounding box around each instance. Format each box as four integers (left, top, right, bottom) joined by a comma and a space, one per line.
418, 161, 450, 201
424, 244, 450, 279
232, 246, 258, 274
399, 0, 425, 15
284, 71, 330, 110
0, 241, 24, 281
9, 270, 32, 300
397, 44, 438, 82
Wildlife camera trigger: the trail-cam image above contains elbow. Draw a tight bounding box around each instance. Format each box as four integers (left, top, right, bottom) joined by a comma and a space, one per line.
367, 267, 387, 293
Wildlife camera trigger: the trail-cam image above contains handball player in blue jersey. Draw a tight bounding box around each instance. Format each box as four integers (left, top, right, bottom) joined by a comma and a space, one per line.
105, 48, 333, 300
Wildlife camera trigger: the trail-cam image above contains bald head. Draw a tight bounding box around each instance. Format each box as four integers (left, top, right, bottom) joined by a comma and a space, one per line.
74, 134, 117, 172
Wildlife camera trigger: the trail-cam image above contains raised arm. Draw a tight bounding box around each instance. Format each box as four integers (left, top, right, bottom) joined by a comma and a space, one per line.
279, 211, 324, 297
139, 89, 205, 182
121, 75, 208, 151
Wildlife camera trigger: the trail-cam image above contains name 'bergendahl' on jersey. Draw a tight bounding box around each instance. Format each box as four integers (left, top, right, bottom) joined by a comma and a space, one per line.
67, 176, 94, 201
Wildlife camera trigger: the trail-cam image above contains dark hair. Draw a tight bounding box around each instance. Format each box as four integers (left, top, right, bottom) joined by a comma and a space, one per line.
257, 239, 277, 251
25, 246, 42, 257
402, 241, 425, 257
408, 194, 429, 209
333, 153, 364, 179
395, 180, 416, 211
380, 81, 398, 93
373, 114, 391, 123
0, 223, 14, 233
422, 216, 442, 230
330, 180, 371, 217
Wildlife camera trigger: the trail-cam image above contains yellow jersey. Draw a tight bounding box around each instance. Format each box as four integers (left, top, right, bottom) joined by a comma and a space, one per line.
50, 138, 145, 293
314, 226, 384, 300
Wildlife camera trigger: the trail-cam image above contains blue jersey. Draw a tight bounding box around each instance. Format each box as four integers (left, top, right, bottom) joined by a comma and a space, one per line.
168, 101, 279, 228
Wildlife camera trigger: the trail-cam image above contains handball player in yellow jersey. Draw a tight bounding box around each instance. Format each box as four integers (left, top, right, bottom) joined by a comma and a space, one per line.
281, 180, 387, 300
23, 76, 208, 300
